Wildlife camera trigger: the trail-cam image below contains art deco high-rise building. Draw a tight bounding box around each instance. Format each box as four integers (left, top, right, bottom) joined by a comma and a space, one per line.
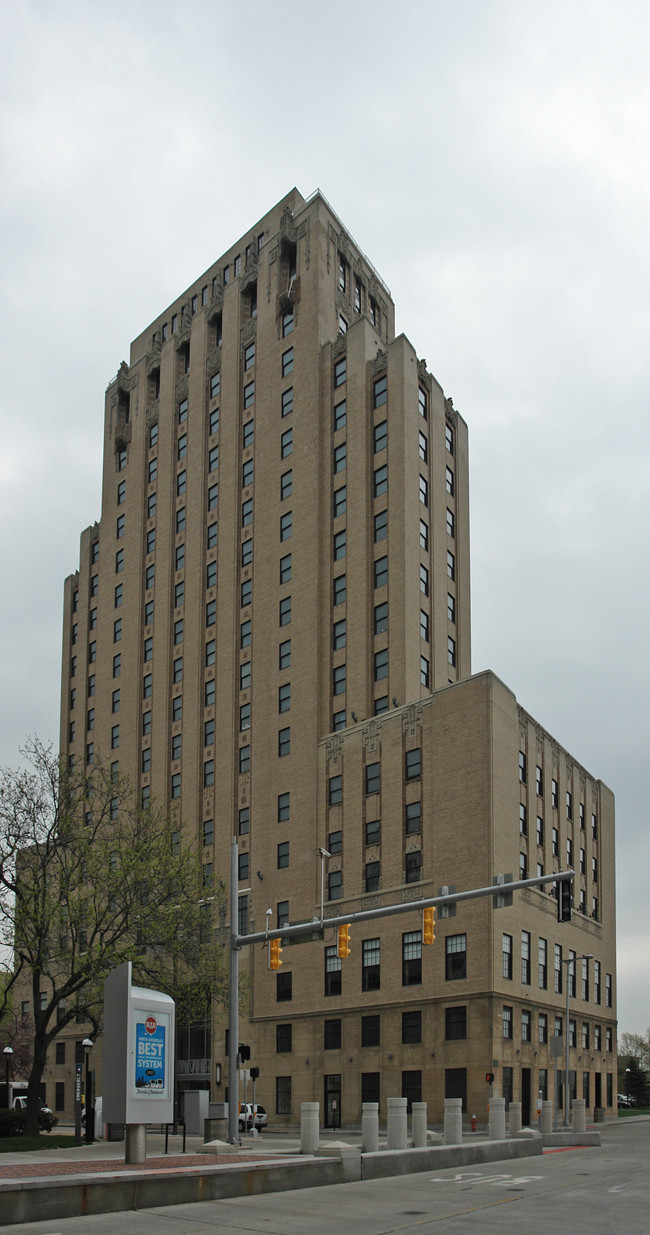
52, 189, 616, 1126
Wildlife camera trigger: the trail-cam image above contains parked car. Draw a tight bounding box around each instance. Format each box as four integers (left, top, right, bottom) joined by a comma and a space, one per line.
617, 1093, 632, 1107
11, 1096, 57, 1132
238, 1102, 267, 1132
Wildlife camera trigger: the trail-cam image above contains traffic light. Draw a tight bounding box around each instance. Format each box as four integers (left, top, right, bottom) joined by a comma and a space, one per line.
239, 1043, 250, 1062
269, 938, 283, 970
337, 923, 351, 959
558, 879, 572, 923
423, 906, 436, 945
486, 1072, 495, 1084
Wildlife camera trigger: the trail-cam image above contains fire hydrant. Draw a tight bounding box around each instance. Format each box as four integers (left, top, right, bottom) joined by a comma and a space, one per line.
471, 1113, 477, 1133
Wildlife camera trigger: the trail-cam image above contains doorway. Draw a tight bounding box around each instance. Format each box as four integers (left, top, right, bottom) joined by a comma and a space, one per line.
594, 1072, 602, 1111
324, 1074, 341, 1129
521, 1068, 531, 1125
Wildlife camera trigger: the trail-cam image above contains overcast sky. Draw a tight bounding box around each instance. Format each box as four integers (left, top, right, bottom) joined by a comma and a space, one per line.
1, 0, 648, 1037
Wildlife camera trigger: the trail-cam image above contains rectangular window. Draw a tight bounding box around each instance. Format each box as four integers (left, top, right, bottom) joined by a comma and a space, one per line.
333, 485, 346, 517
418, 387, 428, 419
239, 745, 250, 773
281, 470, 293, 501
279, 596, 292, 626
362, 938, 381, 991
325, 945, 342, 996
275, 1075, 291, 1113
402, 1010, 422, 1044
502, 1006, 513, 1039
281, 387, 293, 417
374, 420, 387, 453
277, 841, 289, 869
333, 619, 346, 649
420, 655, 430, 687
374, 601, 388, 634
278, 683, 291, 713
280, 511, 292, 540
276, 972, 292, 1002
334, 442, 347, 474
281, 428, 293, 458
373, 375, 387, 408
240, 620, 251, 648
281, 347, 294, 376
419, 475, 428, 507
445, 934, 467, 981
374, 556, 387, 588
404, 802, 422, 838
279, 639, 291, 669
503, 933, 513, 979
538, 938, 548, 989
278, 726, 290, 757
238, 808, 249, 836
373, 464, 387, 497
374, 648, 388, 681
333, 530, 346, 560
521, 931, 531, 984
365, 860, 380, 892
244, 341, 255, 370
374, 509, 388, 542
210, 371, 221, 400
328, 869, 342, 900
419, 520, 428, 551
324, 1018, 341, 1050
402, 931, 422, 985
278, 791, 290, 822
334, 357, 346, 388
243, 419, 254, 448
445, 1006, 467, 1041
446, 466, 454, 495
334, 399, 346, 431
243, 381, 255, 408
333, 664, 346, 695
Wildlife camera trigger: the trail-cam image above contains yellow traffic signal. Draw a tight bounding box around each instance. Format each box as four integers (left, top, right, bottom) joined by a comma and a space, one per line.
269, 938, 283, 970
423, 905, 436, 945
337, 923, 351, 959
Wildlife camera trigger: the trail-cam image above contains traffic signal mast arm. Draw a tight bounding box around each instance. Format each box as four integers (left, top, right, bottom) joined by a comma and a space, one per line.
234, 868, 575, 947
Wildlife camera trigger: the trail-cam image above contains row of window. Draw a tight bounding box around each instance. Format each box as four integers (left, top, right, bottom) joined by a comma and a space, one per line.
519, 753, 599, 834
501, 933, 611, 1004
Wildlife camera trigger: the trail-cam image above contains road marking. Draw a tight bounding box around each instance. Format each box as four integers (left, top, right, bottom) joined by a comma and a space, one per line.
430, 1171, 544, 1187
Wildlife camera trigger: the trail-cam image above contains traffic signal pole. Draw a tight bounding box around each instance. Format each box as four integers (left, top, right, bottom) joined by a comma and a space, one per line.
226, 836, 574, 1141
227, 838, 240, 1145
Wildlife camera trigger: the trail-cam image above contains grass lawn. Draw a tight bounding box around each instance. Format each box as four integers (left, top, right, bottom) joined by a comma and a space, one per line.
618, 1106, 650, 1117
0, 1134, 82, 1152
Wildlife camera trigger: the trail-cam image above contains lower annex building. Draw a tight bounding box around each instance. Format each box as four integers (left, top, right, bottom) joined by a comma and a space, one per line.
40, 188, 615, 1125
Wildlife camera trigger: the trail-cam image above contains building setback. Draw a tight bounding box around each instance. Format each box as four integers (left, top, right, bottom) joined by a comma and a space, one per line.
46, 188, 615, 1125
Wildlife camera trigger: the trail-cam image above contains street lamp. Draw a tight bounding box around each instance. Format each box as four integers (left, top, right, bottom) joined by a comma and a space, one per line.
3, 1046, 13, 1107
625, 1066, 631, 1107
82, 1039, 94, 1143
563, 952, 593, 1126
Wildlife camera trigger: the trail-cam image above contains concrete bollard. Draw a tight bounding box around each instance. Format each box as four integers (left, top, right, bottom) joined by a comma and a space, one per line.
540, 1100, 553, 1134
489, 1096, 506, 1140
572, 1098, 586, 1133
443, 1097, 463, 1145
508, 1101, 522, 1135
411, 1102, 427, 1148
361, 1102, 379, 1152
300, 1102, 320, 1155
387, 1097, 408, 1150
125, 1123, 146, 1164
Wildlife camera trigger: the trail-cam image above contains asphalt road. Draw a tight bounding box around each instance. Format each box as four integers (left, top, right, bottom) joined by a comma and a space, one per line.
3, 1120, 649, 1234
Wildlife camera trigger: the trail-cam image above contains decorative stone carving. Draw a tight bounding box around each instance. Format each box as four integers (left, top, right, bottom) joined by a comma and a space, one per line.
370, 351, 387, 377
402, 704, 423, 738
146, 400, 159, 428
241, 318, 257, 344
175, 375, 189, 402
325, 734, 343, 767
206, 346, 222, 377
362, 719, 381, 753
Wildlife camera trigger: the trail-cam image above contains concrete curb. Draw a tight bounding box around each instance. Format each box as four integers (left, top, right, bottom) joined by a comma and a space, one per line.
542, 1131, 601, 1147
0, 1135, 547, 1226
361, 1137, 542, 1180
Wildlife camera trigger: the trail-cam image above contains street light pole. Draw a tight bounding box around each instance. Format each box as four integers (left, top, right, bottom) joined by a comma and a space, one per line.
3, 1046, 13, 1107
563, 952, 593, 1126
82, 1038, 94, 1143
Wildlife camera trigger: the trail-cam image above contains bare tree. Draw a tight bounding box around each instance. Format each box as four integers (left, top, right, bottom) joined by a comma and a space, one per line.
0, 739, 227, 1136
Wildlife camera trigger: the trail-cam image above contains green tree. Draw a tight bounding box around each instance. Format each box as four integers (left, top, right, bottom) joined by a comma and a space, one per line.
0, 739, 227, 1137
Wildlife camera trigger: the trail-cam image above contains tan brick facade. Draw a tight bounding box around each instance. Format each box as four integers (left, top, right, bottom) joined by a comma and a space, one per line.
45, 190, 615, 1126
